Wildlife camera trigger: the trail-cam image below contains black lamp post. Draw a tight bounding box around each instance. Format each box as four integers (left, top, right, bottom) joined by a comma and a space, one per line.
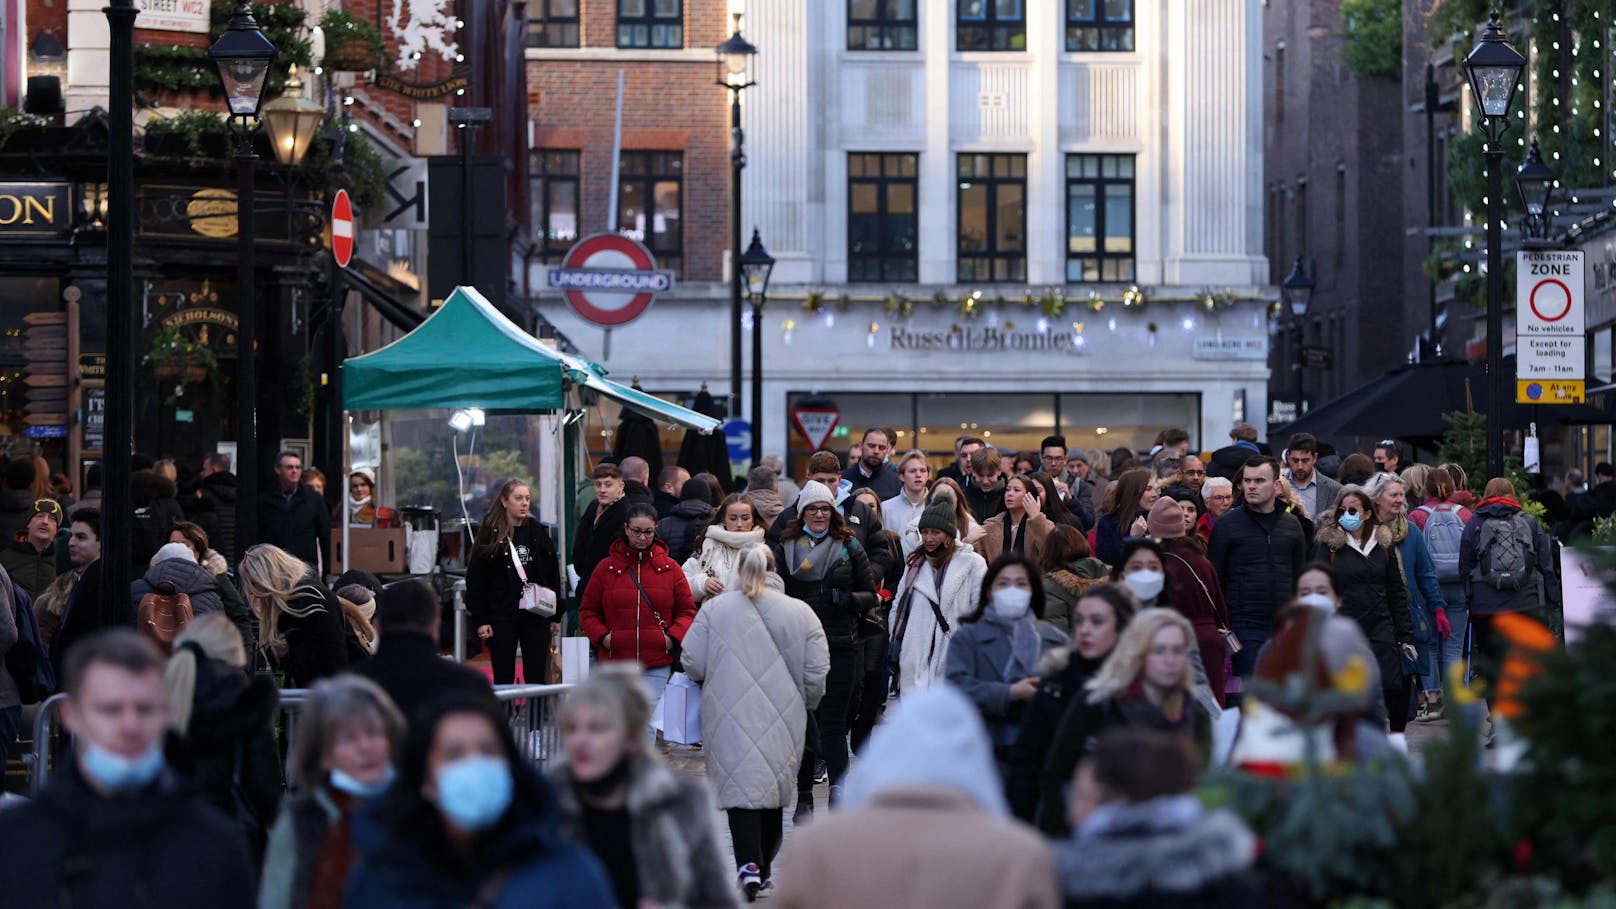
103, 0, 137, 605
1281, 257, 1315, 412
715, 17, 757, 421
1515, 138, 1557, 243
210, 2, 277, 557
738, 228, 775, 465
1463, 10, 1526, 481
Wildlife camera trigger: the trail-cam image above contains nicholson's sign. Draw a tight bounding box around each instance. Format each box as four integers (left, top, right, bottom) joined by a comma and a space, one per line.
0, 182, 71, 237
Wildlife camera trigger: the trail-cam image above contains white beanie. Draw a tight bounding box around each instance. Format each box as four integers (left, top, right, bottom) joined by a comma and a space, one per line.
796, 480, 835, 512
153, 541, 197, 564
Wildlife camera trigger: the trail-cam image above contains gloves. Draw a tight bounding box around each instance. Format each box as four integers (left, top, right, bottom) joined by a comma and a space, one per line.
1434, 608, 1452, 642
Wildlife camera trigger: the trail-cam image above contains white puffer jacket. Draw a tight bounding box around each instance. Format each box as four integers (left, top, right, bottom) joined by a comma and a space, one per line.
681, 526, 766, 603
891, 542, 987, 696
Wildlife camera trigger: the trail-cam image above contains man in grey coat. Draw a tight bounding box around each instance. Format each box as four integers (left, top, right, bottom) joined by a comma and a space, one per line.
1284, 433, 1341, 520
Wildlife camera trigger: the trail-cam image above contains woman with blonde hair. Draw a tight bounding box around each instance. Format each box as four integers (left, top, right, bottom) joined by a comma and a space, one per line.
260, 675, 406, 909
238, 543, 351, 687
164, 613, 281, 857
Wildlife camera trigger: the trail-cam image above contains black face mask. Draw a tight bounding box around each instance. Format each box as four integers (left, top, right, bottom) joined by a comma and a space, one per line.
574, 753, 632, 799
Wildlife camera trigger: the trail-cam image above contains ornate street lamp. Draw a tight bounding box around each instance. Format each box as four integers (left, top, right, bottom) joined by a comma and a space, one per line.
262, 66, 325, 167
210, 3, 278, 118
715, 16, 758, 421
1514, 138, 1557, 242
738, 228, 775, 463
1281, 256, 1314, 319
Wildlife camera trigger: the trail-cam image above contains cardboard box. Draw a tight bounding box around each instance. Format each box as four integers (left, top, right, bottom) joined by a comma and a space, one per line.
332, 527, 408, 574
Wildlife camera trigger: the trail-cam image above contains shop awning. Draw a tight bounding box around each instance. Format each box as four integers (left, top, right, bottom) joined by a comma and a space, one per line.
341, 285, 720, 432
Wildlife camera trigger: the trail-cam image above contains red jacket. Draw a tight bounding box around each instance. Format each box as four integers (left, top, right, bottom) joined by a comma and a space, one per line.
578, 538, 696, 670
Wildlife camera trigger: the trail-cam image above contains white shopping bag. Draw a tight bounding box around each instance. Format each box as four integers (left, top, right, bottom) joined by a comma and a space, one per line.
561, 637, 591, 684
652, 672, 703, 745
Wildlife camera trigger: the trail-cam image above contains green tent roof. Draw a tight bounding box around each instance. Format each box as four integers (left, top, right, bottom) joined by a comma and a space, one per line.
342, 286, 720, 433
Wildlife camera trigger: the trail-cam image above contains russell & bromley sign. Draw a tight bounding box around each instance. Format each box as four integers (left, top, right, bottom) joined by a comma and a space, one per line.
889, 324, 1085, 354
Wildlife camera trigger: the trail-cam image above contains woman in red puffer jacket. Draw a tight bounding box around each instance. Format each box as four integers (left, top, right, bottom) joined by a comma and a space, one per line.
578, 504, 697, 710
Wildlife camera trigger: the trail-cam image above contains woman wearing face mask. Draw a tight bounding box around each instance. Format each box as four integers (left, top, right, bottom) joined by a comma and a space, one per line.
682, 494, 767, 604
1144, 498, 1228, 707
259, 675, 403, 909
1291, 563, 1390, 730
975, 475, 1055, 565
944, 553, 1068, 771
550, 666, 739, 909
1314, 487, 1417, 732
345, 695, 614, 909
889, 488, 989, 697
1007, 584, 1136, 831
467, 480, 562, 686
1093, 469, 1156, 564
1367, 472, 1449, 723
1107, 539, 1222, 719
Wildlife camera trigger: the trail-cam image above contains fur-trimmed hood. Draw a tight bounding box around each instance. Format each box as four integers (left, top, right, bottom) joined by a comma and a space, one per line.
1054, 800, 1256, 902
1313, 510, 1394, 552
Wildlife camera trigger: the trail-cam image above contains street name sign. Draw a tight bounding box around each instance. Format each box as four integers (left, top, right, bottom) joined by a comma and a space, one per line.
1516, 250, 1586, 402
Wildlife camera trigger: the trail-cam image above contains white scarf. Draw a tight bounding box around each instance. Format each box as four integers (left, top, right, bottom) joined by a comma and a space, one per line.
694, 526, 765, 582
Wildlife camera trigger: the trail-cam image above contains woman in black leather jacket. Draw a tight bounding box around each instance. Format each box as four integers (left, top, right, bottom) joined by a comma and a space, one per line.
466, 480, 562, 685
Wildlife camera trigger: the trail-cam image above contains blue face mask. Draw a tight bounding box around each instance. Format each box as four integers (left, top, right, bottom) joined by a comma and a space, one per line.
1338, 512, 1364, 533
80, 742, 165, 793
330, 765, 395, 799
803, 525, 830, 541
434, 755, 513, 831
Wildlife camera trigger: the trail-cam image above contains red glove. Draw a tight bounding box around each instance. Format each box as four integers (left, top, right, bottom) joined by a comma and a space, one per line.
1434, 608, 1452, 642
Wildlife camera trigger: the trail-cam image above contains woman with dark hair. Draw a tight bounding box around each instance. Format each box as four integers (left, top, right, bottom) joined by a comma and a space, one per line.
1027, 471, 1078, 529
681, 493, 766, 604
890, 487, 987, 696
1108, 537, 1223, 719
976, 475, 1055, 565
1093, 469, 1157, 564
467, 480, 561, 685
944, 553, 1068, 768
909, 476, 986, 549
1144, 498, 1228, 705
1039, 525, 1108, 635
345, 695, 615, 908
1013, 452, 1038, 476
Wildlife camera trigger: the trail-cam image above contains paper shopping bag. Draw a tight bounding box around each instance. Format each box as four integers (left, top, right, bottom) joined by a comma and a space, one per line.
655, 672, 703, 745
561, 637, 591, 684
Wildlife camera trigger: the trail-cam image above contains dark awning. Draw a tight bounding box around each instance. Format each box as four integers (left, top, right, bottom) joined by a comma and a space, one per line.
337, 267, 425, 332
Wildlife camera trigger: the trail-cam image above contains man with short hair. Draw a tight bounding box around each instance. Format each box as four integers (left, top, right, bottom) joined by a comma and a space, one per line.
1283, 433, 1341, 519
654, 465, 689, 519
1040, 435, 1094, 531
37, 510, 99, 652
572, 463, 630, 595
0, 629, 257, 905
256, 450, 331, 571
48, 511, 109, 680
192, 452, 239, 562
618, 456, 656, 508
1207, 456, 1308, 680
881, 450, 932, 558
356, 580, 494, 722
1592, 462, 1616, 518
842, 427, 902, 500
1, 498, 59, 598
1145, 428, 1191, 468
1209, 423, 1263, 481
1373, 440, 1403, 475
964, 445, 1006, 521
937, 435, 985, 486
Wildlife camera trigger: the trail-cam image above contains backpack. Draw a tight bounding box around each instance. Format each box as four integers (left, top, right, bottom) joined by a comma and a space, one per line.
1418, 504, 1465, 581
1476, 511, 1538, 592
137, 580, 194, 653
6, 585, 55, 703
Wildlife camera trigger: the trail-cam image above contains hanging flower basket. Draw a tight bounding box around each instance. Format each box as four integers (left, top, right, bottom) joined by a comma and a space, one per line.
323, 39, 377, 72
151, 363, 211, 384
319, 10, 384, 72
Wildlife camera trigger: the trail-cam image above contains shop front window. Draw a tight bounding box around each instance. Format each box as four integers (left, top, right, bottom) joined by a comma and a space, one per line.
0, 276, 68, 473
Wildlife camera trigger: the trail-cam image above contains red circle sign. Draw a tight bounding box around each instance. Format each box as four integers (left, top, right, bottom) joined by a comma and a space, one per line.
331, 189, 354, 269
555, 234, 669, 327
1529, 278, 1572, 323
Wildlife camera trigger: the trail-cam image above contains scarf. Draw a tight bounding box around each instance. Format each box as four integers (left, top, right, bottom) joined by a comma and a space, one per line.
784, 534, 843, 582
982, 599, 1042, 681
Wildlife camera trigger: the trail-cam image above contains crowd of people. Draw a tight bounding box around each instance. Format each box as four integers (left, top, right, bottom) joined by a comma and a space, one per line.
0, 422, 1574, 907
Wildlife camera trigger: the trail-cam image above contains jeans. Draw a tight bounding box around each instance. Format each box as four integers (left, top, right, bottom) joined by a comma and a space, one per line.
1437, 582, 1469, 688
848, 632, 889, 755
643, 664, 672, 747
487, 613, 553, 685
800, 645, 858, 794
727, 808, 784, 879
0, 705, 18, 749
1229, 623, 1270, 679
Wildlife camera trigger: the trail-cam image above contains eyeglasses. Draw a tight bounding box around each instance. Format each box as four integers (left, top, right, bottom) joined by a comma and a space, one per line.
31, 499, 61, 520
625, 526, 657, 536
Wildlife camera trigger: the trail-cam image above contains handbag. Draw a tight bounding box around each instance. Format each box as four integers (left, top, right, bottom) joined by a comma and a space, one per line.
1167, 551, 1241, 655
510, 541, 557, 618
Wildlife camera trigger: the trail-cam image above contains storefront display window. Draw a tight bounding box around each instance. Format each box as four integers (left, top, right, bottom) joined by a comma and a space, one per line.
0, 276, 67, 469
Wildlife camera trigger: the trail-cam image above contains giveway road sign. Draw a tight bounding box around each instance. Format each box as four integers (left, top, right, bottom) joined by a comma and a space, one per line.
549, 233, 675, 327
1516, 250, 1585, 402
791, 407, 841, 451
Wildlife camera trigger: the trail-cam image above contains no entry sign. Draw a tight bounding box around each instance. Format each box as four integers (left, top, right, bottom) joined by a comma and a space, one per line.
549, 233, 675, 327
331, 189, 354, 269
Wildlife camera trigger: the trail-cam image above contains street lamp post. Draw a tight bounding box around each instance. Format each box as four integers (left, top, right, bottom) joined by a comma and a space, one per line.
103, 0, 137, 603
210, 2, 278, 556
1281, 257, 1315, 413
1515, 138, 1557, 244
1463, 10, 1526, 481
738, 229, 775, 464
715, 18, 757, 420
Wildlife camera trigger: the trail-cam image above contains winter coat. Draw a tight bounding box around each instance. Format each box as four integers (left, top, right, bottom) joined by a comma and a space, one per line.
0, 488, 34, 544
345, 794, 614, 909
963, 476, 1006, 523
550, 756, 740, 909
1459, 497, 1561, 616
890, 543, 987, 693
0, 760, 256, 908
572, 496, 629, 594
1207, 441, 1260, 481
578, 538, 696, 670
1160, 539, 1229, 704
680, 577, 829, 808
652, 489, 681, 520
1389, 517, 1446, 662
744, 487, 785, 528
768, 493, 884, 556
0, 563, 15, 711
976, 511, 1056, 565
0, 540, 55, 599
175, 655, 282, 856
131, 470, 187, 570
768, 533, 878, 648
1066, 478, 1096, 532
258, 787, 354, 909
268, 580, 352, 688
944, 619, 1068, 752
656, 499, 714, 564
257, 483, 332, 572
1042, 561, 1108, 636
1092, 512, 1131, 565
33, 564, 81, 651
680, 526, 765, 604
355, 630, 495, 722
131, 557, 255, 650
1008, 647, 1104, 831
841, 461, 903, 501
1314, 515, 1413, 685
466, 520, 562, 626
1206, 505, 1309, 630
880, 492, 929, 557
197, 471, 241, 562
864, 528, 905, 627
1054, 799, 1259, 909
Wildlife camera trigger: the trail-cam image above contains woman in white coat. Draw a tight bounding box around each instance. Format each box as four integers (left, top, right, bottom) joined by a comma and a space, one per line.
890, 490, 988, 696
681, 543, 829, 900
682, 494, 767, 604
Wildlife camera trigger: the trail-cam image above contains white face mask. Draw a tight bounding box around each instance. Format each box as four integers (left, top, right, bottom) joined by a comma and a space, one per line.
990, 586, 1032, 620
1298, 592, 1336, 612
1124, 570, 1165, 603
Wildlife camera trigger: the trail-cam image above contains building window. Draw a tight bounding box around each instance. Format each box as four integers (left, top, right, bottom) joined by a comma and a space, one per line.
1065, 154, 1134, 282
957, 0, 1025, 51
848, 0, 917, 50
1065, 0, 1133, 52
957, 153, 1026, 282
531, 151, 580, 263
848, 153, 919, 282
618, 151, 682, 276
528, 0, 580, 47
617, 0, 682, 49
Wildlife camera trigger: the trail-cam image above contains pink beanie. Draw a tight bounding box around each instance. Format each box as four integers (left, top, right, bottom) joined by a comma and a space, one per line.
1146, 497, 1187, 540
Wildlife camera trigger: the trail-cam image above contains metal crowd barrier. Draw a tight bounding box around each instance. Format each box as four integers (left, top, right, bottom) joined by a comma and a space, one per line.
28, 682, 570, 797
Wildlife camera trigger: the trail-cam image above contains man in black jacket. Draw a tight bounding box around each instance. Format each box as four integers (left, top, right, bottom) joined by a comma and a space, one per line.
840, 427, 902, 500
256, 450, 332, 572
1207, 455, 1308, 681
963, 445, 1006, 521
619, 456, 657, 508
0, 629, 256, 907
190, 452, 239, 563
572, 462, 631, 596
653, 465, 689, 519
357, 580, 494, 723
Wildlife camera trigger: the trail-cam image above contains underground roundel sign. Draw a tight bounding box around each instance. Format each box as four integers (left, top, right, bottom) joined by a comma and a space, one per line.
549, 233, 675, 327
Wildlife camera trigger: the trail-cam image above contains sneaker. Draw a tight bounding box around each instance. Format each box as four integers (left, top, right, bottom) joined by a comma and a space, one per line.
813, 760, 828, 785
755, 880, 775, 900
738, 863, 762, 902
1412, 704, 1433, 723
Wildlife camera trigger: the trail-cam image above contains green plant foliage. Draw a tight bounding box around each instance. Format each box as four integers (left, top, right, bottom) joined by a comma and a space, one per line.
137, 2, 309, 97
317, 8, 383, 62
297, 127, 388, 214
0, 106, 47, 149
144, 108, 234, 156
1341, 0, 1403, 79
1439, 407, 1487, 486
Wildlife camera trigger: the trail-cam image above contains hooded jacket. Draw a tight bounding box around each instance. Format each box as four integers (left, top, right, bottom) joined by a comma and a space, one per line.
196, 471, 240, 562
577, 538, 696, 670
1054, 797, 1258, 909
1206, 504, 1309, 630
1458, 497, 1560, 616
0, 488, 36, 543
1314, 512, 1413, 686
655, 497, 715, 564
131, 557, 255, 648
131, 470, 187, 570
744, 487, 785, 528
773, 686, 1059, 909
1040, 562, 1108, 637
0, 538, 56, 599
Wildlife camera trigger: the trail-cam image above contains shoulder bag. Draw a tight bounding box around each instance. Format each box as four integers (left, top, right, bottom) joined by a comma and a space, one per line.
626, 563, 680, 661
1166, 550, 1240, 655
510, 540, 557, 618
